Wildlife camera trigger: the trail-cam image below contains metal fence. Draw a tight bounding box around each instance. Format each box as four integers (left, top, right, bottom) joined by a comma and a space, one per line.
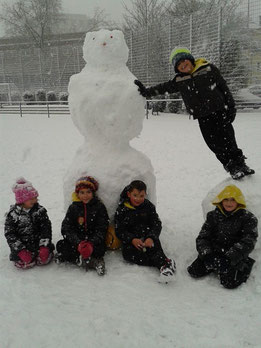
125, 6, 261, 91
0, 2, 260, 99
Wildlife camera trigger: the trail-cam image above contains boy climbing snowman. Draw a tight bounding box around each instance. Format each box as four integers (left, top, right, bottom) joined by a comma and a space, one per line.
135, 47, 255, 180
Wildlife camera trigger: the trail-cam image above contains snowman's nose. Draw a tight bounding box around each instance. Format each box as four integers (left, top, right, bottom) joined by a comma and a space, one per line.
102, 42, 107, 46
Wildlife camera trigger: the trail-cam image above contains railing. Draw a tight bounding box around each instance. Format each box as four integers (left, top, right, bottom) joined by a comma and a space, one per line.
146, 98, 261, 118
145, 98, 184, 118
0, 101, 70, 117
1, 98, 259, 119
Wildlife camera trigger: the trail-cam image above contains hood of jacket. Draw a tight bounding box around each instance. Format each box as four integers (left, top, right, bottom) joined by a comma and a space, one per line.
212, 185, 246, 214
191, 58, 209, 73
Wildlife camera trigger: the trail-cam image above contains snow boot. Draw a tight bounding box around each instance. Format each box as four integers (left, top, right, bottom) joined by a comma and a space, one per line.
54, 252, 65, 264
83, 257, 106, 276
225, 158, 255, 180
240, 163, 255, 176
159, 258, 176, 283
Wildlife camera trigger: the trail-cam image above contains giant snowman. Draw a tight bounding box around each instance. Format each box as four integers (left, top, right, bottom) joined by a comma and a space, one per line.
64, 29, 156, 219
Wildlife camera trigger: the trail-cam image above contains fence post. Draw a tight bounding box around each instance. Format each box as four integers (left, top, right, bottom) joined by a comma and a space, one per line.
168, 20, 172, 80
130, 31, 133, 72
218, 7, 222, 69
146, 23, 149, 85
189, 14, 193, 51
47, 103, 50, 118
19, 102, 22, 117
146, 100, 149, 119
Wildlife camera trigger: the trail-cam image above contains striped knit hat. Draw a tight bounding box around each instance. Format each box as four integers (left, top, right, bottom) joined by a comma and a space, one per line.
75, 176, 99, 193
169, 47, 195, 73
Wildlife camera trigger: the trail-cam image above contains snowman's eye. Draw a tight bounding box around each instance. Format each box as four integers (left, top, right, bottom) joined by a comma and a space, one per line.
93, 37, 95, 40
110, 35, 113, 38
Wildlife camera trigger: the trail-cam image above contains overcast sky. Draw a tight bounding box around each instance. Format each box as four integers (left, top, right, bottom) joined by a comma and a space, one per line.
0, 0, 133, 37
62, 0, 131, 22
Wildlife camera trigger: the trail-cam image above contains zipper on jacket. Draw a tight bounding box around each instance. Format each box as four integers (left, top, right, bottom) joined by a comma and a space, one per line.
84, 204, 87, 232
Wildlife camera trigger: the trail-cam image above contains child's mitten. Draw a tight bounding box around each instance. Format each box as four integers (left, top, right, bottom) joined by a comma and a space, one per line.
134, 80, 148, 98
77, 241, 94, 259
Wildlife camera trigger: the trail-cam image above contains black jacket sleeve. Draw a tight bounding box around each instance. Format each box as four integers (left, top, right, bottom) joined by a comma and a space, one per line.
145, 79, 179, 98
88, 203, 109, 246
61, 205, 81, 246
196, 212, 215, 258
37, 207, 52, 246
4, 212, 25, 253
146, 204, 162, 241
225, 212, 258, 265
211, 64, 235, 109
114, 206, 134, 245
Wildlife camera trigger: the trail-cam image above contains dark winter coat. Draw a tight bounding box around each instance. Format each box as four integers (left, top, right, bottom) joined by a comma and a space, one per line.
196, 207, 258, 268
145, 59, 235, 119
61, 197, 109, 247
114, 197, 162, 245
4, 203, 53, 260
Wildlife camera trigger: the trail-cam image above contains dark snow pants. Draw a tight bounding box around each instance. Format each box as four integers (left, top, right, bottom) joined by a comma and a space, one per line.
187, 256, 254, 289
198, 110, 243, 167
56, 239, 106, 263
122, 239, 168, 269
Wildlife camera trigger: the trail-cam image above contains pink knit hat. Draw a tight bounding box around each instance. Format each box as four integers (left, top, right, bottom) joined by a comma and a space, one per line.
12, 177, 39, 204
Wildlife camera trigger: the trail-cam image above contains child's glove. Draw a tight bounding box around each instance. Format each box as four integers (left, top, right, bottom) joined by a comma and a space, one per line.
226, 107, 237, 124
77, 241, 94, 259
18, 249, 33, 264
134, 80, 148, 98
38, 246, 50, 263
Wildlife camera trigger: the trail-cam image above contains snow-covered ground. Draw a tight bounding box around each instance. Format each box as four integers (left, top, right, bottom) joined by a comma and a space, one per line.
0, 111, 260, 348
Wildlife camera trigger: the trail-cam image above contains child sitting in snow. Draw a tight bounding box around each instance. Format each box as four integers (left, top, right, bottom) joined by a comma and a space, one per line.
56, 176, 109, 276
187, 185, 258, 289
4, 177, 54, 269
134, 47, 255, 180
114, 180, 176, 282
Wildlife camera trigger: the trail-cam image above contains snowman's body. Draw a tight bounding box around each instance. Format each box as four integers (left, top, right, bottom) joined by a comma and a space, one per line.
64, 29, 156, 219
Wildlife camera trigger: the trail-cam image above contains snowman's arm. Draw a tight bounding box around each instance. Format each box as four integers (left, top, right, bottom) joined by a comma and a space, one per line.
89, 203, 109, 246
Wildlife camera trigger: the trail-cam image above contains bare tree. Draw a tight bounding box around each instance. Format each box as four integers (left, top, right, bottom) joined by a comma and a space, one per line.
55, 7, 116, 34
86, 7, 115, 31
122, 0, 172, 30
0, 0, 62, 49
168, 0, 242, 19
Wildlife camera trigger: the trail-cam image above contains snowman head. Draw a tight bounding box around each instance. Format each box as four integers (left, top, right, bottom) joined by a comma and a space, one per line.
83, 29, 129, 68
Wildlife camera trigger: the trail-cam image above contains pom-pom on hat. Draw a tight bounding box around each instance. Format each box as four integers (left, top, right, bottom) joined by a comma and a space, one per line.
169, 47, 195, 73
75, 176, 99, 193
12, 177, 39, 204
